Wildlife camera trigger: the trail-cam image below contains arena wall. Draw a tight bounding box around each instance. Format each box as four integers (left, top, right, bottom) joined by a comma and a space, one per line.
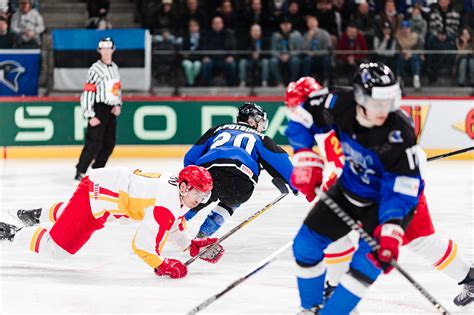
0, 96, 472, 160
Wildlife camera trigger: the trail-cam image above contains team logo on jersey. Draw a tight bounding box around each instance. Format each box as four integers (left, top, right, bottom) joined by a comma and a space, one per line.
388, 130, 403, 143
0, 60, 25, 92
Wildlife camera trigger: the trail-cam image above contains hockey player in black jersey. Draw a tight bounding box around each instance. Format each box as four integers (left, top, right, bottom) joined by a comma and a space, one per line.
289, 62, 423, 314
183, 102, 296, 238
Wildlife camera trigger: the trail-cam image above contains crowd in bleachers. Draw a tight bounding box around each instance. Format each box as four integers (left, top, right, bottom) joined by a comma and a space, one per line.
0, 0, 112, 50
138, 0, 473, 88
0, 0, 44, 48
0, 0, 472, 88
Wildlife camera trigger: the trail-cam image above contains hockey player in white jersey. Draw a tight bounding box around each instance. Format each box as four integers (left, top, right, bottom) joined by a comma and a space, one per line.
0, 165, 224, 279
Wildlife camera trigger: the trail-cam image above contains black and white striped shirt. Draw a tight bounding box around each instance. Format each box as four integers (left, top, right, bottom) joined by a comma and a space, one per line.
80, 60, 122, 118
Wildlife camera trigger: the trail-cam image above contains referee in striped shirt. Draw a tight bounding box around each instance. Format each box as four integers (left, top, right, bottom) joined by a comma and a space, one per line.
75, 37, 122, 181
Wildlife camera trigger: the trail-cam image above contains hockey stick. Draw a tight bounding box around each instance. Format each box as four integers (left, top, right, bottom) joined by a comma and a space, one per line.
317, 190, 451, 315
427, 146, 473, 162
187, 241, 293, 314
184, 177, 290, 266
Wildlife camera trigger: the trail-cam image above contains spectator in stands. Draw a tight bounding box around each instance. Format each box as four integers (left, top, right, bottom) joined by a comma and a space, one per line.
395, 20, 423, 89
285, 0, 305, 34
350, 0, 375, 49
10, 0, 44, 48
181, 0, 207, 35
406, 0, 432, 19
86, 0, 111, 29
374, 0, 403, 39
0, 0, 10, 19
409, 6, 427, 41
455, 27, 474, 87
373, 21, 397, 71
0, 15, 15, 48
269, 16, 303, 86
265, 0, 286, 35
201, 15, 237, 86
302, 15, 332, 86
336, 23, 368, 74
461, 0, 473, 29
181, 19, 202, 86
428, 0, 460, 43
9, 0, 39, 13
138, 0, 160, 31
425, 0, 460, 82
151, 0, 179, 35
309, 0, 339, 46
215, 0, 238, 32
238, 23, 270, 87
240, 0, 269, 37
152, 28, 179, 84
333, 0, 357, 35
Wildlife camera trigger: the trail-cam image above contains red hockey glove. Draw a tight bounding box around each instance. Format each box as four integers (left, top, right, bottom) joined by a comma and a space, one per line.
190, 237, 225, 264
369, 223, 404, 274
154, 258, 188, 279
290, 149, 324, 202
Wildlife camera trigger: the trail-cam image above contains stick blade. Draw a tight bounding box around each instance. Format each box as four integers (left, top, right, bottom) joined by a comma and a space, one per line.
272, 177, 289, 195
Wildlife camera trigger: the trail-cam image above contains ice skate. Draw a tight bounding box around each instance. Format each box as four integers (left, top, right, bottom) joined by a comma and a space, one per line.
0, 222, 20, 241
297, 305, 321, 314
454, 281, 474, 307
14, 208, 42, 227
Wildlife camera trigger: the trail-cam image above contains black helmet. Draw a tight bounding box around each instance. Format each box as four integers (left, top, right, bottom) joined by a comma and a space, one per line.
353, 62, 401, 111
97, 37, 115, 51
237, 102, 268, 131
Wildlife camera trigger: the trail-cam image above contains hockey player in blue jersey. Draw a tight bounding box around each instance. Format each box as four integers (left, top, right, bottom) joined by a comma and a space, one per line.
183, 102, 295, 238
288, 62, 423, 314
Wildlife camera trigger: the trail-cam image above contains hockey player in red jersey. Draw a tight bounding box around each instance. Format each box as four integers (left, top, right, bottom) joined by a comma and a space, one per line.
0, 165, 224, 279
285, 76, 474, 308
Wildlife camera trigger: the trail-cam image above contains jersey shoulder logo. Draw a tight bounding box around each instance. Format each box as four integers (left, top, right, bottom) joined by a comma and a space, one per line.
388, 130, 403, 143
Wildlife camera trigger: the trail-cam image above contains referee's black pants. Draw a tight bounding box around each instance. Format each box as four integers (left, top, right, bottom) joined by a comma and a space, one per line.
76, 103, 117, 174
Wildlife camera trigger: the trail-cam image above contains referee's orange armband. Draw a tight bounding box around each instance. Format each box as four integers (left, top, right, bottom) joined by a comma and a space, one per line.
83, 83, 96, 92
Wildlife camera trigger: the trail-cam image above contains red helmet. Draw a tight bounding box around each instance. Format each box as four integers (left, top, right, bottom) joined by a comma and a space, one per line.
178, 165, 213, 193
285, 76, 324, 108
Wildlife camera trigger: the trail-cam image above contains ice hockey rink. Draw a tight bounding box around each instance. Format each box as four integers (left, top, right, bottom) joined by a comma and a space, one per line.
0, 157, 472, 314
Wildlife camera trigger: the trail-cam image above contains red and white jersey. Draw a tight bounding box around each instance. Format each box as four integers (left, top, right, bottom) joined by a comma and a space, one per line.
87, 167, 190, 268
314, 130, 344, 188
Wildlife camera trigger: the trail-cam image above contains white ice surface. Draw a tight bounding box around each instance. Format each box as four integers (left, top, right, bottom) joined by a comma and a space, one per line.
0, 158, 472, 314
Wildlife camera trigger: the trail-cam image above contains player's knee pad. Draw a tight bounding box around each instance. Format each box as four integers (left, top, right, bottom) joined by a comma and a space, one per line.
349, 240, 382, 282
293, 225, 331, 266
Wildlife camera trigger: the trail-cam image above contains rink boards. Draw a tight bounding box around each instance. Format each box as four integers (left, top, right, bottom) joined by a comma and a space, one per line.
0, 96, 472, 159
